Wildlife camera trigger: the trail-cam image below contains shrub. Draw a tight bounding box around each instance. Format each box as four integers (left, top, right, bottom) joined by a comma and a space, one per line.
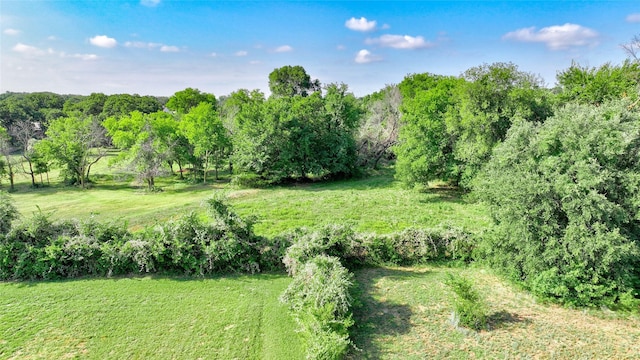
474, 100, 640, 307
445, 273, 487, 330
280, 255, 354, 360
0, 191, 17, 235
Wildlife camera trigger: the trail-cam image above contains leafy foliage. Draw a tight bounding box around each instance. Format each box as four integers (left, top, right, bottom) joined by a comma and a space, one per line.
281, 255, 354, 360
232, 84, 362, 183
445, 273, 488, 330
474, 100, 640, 307
0, 191, 17, 235
268, 65, 321, 98
556, 61, 640, 106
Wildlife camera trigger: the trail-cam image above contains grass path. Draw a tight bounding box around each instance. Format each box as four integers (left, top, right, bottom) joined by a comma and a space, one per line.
348, 266, 640, 359
0, 275, 303, 359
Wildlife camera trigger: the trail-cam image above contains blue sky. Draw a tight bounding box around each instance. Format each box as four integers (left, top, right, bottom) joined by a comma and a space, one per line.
2, 1, 639, 97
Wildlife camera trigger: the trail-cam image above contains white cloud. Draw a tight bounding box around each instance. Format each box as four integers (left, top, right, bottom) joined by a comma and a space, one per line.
502, 23, 599, 50
210, 52, 218, 57
627, 13, 640, 23
365, 34, 434, 49
69, 53, 99, 61
235, 50, 248, 56
354, 49, 381, 64
12, 43, 44, 56
140, 0, 160, 7
345, 17, 377, 32
90, 35, 117, 48
274, 45, 293, 53
3, 28, 20, 35
336, 44, 346, 51
125, 41, 161, 49
249, 60, 261, 65
160, 45, 179, 52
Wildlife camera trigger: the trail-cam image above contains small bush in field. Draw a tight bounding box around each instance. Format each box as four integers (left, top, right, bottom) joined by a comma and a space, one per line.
445, 273, 487, 330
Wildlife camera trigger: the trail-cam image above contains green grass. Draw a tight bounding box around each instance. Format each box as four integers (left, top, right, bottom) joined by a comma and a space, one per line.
347, 265, 640, 359
10, 162, 490, 236
0, 274, 304, 359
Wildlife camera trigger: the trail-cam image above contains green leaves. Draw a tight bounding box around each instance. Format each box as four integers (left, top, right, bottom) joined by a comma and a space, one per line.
475, 100, 640, 307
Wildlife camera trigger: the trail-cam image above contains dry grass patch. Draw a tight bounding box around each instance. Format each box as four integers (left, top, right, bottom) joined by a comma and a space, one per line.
348, 266, 640, 359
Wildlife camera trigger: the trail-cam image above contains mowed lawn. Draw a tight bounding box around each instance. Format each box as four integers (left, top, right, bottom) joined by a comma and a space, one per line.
348, 266, 640, 359
0, 275, 304, 359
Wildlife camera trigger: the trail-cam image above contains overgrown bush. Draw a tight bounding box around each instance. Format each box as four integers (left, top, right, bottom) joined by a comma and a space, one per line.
281, 255, 354, 360
0, 193, 283, 280
445, 273, 488, 330
282, 223, 474, 272
474, 100, 640, 307
0, 191, 17, 235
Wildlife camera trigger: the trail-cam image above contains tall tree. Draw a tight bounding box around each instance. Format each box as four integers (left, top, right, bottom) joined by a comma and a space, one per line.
394, 74, 465, 186
0, 126, 16, 191
38, 116, 108, 188
166, 88, 216, 115
450, 63, 553, 186
104, 111, 178, 189
268, 65, 320, 98
180, 102, 229, 182
357, 84, 402, 169
10, 121, 40, 187
556, 61, 640, 106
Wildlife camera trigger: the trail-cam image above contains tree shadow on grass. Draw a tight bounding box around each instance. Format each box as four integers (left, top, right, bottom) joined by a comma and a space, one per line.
347, 267, 430, 359
486, 310, 530, 331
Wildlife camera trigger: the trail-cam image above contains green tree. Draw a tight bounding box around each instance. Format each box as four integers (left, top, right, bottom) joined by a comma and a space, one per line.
556, 61, 640, 106
101, 94, 162, 118
38, 116, 108, 188
180, 102, 229, 182
268, 65, 320, 98
395, 74, 464, 186
449, 62, 553, 187
474, 100, 640, 307
0, 126, 16, 191
166, 88, 216, 115
232, 84, 361, 183
104, 111, 178, 189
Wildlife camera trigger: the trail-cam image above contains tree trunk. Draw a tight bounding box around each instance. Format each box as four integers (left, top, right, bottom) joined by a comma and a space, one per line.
29, 161, 36, 187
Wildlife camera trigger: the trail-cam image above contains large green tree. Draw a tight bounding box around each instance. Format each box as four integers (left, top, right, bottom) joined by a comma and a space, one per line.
556, 61, 640, 106
104, 111, 179, 189
395, 63, 553, 188
180, 102, 229, 182
395, 74, 464, 186
38, 116, 107, 188
268, 65, 320, 98
232, 83, 361, 183
166, 88, 216, 115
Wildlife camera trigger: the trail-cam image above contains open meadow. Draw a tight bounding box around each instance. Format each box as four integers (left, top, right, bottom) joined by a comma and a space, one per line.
3, 160, 640, 359
8, 154, 490, 236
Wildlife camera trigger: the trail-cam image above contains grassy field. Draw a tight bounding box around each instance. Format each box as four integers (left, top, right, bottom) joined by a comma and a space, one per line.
8, 155, 490, 236
348, 265, 640, 359
0, 274, 304, 359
